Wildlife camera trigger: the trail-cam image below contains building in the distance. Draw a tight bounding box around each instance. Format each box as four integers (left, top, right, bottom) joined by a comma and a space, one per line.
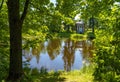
75, 20, 85, 34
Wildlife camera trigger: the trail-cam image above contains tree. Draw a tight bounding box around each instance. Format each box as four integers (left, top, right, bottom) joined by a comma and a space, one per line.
91, 1, 120, 81
56, 0, 82, 17
7, 0, 29, 81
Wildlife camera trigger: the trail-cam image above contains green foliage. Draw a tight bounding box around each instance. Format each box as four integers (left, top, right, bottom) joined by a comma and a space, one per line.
87, 32, 95, 40
59, 32, 72, 38
93, 3, 120, 81
63, 17, 74, 25
0, 0, 4, 11
22, 29, 47, 48
0, 3, 9, 47
0, 3, 9, 81
93, 30, 120, 81
56, 0, 81, 17
48, 11, 63, 32
0, 45, 9, 81
93, 48, 119, 81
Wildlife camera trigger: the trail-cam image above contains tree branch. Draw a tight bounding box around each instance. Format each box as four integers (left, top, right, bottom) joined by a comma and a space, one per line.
20, 0, 30, 24
0, 0, 4, 11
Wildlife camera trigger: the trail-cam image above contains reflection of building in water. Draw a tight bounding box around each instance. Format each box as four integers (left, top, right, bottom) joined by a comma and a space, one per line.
62, 39, 75, 71
47, 39, 61, 60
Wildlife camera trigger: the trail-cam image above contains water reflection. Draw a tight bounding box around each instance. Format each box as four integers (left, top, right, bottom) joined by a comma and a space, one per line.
32, 43, 44, 63
47, 39, 61, 60
63, 39, 75, 71
22, 38, 94, 71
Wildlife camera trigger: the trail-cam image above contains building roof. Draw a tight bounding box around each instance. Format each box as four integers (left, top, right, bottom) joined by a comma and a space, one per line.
76, 21, 84, 24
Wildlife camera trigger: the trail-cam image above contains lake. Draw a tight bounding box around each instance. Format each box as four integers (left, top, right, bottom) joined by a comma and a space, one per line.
22, 38, 94, 72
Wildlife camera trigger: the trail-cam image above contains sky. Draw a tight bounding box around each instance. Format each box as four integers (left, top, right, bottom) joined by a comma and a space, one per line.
50, 0, 56, 6
50, 0, 56, 3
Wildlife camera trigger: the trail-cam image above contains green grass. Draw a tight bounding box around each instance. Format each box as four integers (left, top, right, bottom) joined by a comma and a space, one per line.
20, 65, 94, 82
45, 31, 94, 41
70, 33, 87, 41
52, 32, 87, 41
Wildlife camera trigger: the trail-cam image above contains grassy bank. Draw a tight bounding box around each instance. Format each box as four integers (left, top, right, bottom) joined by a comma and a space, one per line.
21, 65, 94, 82
56, 31, 95, 40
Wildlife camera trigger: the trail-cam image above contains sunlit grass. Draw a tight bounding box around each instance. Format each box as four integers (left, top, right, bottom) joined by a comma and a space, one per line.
58, 70, 93, 82
70, 33, 87, 41
21, 65, 94, 82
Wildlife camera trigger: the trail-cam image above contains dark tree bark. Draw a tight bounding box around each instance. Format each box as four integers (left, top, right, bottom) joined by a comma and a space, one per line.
7, 0, 29, 81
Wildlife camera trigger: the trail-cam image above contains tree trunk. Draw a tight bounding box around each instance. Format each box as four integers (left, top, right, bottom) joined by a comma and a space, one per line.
7, 0, 23, 81
7, 0, 29, 81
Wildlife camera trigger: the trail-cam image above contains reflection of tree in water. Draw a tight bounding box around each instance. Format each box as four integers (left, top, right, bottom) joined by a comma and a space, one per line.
23, 48, 31, 62
23, 42, 45, 63
75, 40, 94, 59
87, 40, 94, 57
62, 39, 75, 71
23, 38, 94, 71
82, 40, 94, 58
47, 39, 61, 60
32, 43, 45, 63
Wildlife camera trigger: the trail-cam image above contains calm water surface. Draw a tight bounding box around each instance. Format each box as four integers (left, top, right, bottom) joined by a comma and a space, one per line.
22, 38, 94, 71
